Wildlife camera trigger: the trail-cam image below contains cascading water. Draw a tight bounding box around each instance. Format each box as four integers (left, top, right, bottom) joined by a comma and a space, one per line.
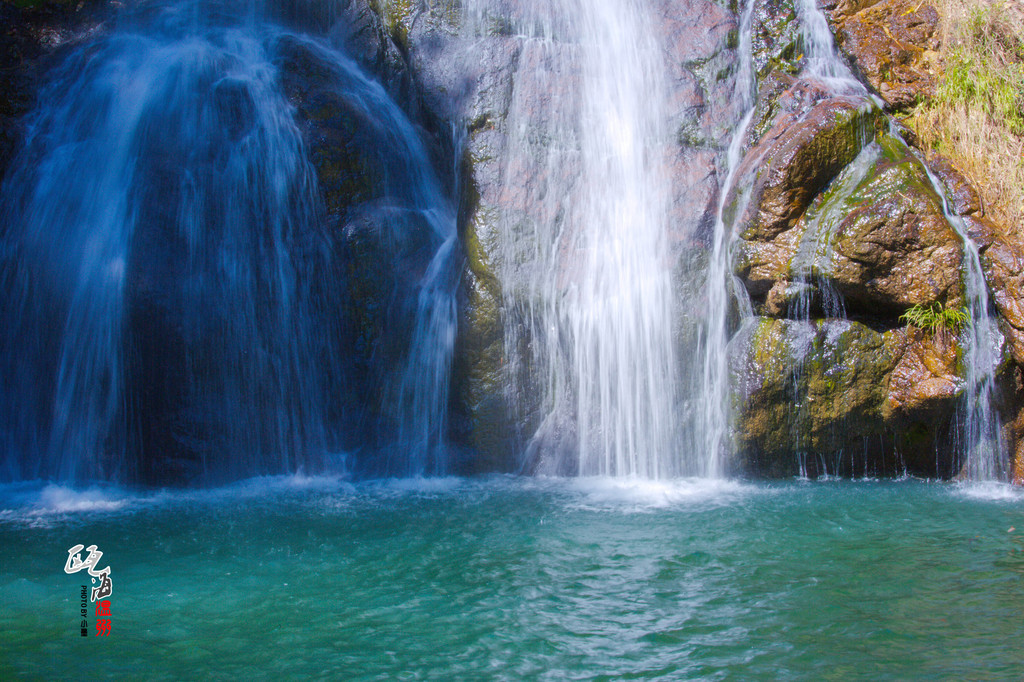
467, 0, 679, 477
796, 0, 863, 91
698, 0, 757, 478
565, 1, 677, 478
919, 161, 1008, 480
781, 0, 1006, 480
0, 0, 457, 483
954, 236, 1008, 481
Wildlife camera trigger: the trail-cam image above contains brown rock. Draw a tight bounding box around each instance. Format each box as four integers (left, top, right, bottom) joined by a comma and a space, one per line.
730, 317, 961, 477
927, 154, 982, 217
977, 226, 1024, 364
730, 88, 881, 297
737, 120, 964, 314
829, 139, 964, 313
736, 93, 878, 242
832, 0, 941, 110
885, 327, 961, 418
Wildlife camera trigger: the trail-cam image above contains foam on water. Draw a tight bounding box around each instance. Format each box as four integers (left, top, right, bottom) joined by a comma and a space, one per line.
0, 481, 144, 526
954, 481, 1024, 502
0, 472, 358, 522
566, 476, 755, 510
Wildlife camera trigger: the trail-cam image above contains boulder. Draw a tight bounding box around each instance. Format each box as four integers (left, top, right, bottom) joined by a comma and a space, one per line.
730, 87, 882, 298
735, 94, 963, 316
827, 134, 964, 314
829, 0, 941, 110
731, 317, 960, 477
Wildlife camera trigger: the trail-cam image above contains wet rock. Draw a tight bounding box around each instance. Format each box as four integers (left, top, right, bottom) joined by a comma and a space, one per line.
976, 226, 1024, 366
730, 89, 881, 298
829, 0, 941, 110
277, 36, 389, 209
926, 154, 982, 217
751, 0, 801, 79
737, 108, 963, 315
994, 365, 1024, 485
827, 134, 964, 314
885, 326, 961, 418
1016, 439, 1024, 485
452, 187, 518, 472
731, 317, 960, 477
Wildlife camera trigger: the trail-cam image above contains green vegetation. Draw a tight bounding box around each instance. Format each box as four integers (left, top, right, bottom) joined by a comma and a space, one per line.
899, 301, 970, 335
936, 6, 1024, 134
909, 0, 1024, 240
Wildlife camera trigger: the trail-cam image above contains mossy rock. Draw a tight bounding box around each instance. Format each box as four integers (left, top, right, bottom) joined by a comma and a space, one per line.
826, 131, 964, 315
730, 316, 961, 477
731, 91, 883, 298
751, 0, 801, 79
449, 142, 520, 473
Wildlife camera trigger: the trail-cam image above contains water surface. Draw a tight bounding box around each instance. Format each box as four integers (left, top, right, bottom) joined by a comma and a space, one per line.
2, 477, 1023, 679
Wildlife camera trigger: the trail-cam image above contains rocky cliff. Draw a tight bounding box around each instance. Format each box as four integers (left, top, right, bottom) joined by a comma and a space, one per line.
358, 0, 1023, 480
3, 0, 1021, 482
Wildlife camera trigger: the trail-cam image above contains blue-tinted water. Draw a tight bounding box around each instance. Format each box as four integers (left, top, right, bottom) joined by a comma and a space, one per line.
2, 477, 1022, 679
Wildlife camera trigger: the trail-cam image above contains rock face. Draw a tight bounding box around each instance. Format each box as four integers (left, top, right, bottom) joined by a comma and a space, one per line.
362, 0, 743, 472
724, 0, 975, 477
825, 0, 1024, 480
825, 0, 941, 110
731, 318, 961, 477
727, 85, 970, 477
729, 0, 1023, 481
737, 124, 964, 315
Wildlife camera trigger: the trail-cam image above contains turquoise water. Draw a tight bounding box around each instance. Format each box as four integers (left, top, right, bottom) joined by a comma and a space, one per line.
2, 476, 1023, 679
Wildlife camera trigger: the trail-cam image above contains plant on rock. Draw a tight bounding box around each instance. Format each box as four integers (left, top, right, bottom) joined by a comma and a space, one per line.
899, 301, 970, 335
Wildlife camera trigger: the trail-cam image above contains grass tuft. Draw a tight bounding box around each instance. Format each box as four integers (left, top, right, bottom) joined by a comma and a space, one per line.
900, 301, 971, 335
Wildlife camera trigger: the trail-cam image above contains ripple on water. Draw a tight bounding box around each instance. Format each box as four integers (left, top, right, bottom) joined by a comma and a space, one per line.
1, 477, 1022, 679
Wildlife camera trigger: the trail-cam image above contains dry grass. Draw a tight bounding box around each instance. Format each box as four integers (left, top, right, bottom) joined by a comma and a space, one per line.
908, 0, 1024, 239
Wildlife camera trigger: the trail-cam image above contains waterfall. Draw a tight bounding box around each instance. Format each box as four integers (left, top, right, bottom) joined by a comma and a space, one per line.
918, 162, 1008, 481
697, 0, 758, 478
566, 0, 677, 477
0, 0, 457, 483
796, 0, 863, 92
466, 0, 679, 477
791, 0, 1006, 480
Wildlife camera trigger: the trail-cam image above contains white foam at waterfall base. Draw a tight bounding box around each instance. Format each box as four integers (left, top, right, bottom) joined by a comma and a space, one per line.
559, 476, 756, 511
0, 482, 139, 526
953, 480, 1024, 502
